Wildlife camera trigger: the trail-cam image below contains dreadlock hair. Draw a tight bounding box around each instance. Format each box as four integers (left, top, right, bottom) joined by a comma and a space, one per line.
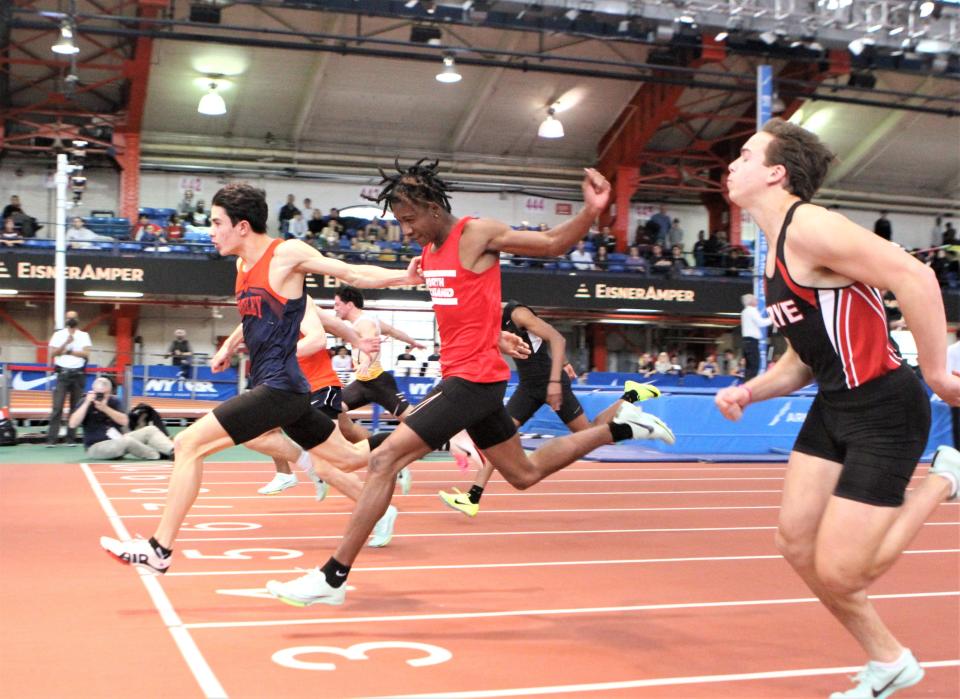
364, 158, 452, 215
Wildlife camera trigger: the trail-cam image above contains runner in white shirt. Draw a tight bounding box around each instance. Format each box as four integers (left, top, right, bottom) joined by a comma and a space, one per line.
46, 310, 92, 446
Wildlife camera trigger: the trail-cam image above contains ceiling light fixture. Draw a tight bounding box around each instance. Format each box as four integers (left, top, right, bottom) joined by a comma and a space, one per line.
51, 21, 79, 55
435, 54, 462, 83
197, 81, 226, 115
919, 2, 936, 18
538, 107, 564, 139
714, 31, 729, 42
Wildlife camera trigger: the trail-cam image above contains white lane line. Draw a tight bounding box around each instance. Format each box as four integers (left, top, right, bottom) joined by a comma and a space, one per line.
97, 477, 790, 485
88, 465, 792, 474
163, 549, 960, 578
169, 519, 958, 542
80, 463, 227, 699
120, 505, 784, 519
181, 590, 960, 630
107, 489, 785, 500
364, 659, 960, 699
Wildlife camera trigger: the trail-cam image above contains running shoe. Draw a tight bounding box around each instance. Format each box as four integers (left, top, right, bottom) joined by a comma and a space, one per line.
368, 505, 398, 548
449, 431, 484, 474
624, 379, 661, 402
397, 467, 413, 495
266, 568, 346, 607
309, 475, 329, 502
930, 445, 960, 501
100, 535, 171, 575
438, 487, 479, 517
829, 650, 924, 699
612, 403, 676, 445
258, 472, 297, 495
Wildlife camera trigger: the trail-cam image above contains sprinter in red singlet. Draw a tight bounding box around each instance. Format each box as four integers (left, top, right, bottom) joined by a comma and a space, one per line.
267, 159, 676, 607
101, 183, 421, 573
715, 119, 960, 699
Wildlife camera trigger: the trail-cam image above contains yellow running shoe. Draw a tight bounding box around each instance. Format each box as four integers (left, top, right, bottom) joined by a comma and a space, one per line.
438, 487, 479, 517
624, 380, 661, 402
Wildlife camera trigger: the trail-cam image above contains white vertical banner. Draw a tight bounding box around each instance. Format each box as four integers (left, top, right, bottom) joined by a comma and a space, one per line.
754, 65, 773, 372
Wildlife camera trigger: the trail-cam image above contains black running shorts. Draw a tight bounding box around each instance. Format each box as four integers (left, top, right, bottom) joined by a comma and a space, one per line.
341, 371, 410, 416
404, 377, 517, 450
507, 374, 583, 426
793, 365, 930, 507
213, 384, 335, 450
310, 385, 343, 420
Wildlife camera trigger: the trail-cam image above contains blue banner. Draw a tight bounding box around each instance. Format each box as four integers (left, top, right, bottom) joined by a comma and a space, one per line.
131, 365, 238, 401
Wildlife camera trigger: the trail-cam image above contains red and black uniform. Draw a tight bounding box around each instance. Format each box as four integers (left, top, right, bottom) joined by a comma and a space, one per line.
299, 333, 345, 419
404, 217, 517, 449
766, 201, 930, 506
213, 240, 335, 449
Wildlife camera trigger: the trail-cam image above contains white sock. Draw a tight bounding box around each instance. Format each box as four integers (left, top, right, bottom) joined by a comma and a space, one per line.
295, 450, 317, 478
871, 649, 909, 669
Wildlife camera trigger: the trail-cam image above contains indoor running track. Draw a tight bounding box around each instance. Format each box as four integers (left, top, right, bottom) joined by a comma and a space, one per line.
1, 459, 958, 698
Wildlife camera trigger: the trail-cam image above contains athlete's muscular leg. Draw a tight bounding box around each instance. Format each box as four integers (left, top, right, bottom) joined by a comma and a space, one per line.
337, 412, 371, 443
331, 424, 431, 566
154, 412, 236, 548
244, 429, 297, 473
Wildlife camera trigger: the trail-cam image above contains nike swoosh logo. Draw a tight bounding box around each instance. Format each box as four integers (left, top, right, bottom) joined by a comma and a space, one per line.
872, 668, 906, 697
11, 372, 56, 390
334, 570, 348, 577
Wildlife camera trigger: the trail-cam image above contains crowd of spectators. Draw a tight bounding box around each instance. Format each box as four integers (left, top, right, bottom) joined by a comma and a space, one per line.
636, 348, 750, 380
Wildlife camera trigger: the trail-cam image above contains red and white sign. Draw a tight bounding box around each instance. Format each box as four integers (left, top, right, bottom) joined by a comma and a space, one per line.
179, 176, 202, 193
524, 197, 545, 212
555, 202, 572, 215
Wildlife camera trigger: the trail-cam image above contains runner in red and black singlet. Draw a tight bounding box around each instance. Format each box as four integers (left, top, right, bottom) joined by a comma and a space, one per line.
101, 183, 421, 575
266, 160, 676, 608
716, 119, 960, 699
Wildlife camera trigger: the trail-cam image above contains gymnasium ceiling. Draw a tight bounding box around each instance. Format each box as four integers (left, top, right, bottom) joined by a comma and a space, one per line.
4, 1, 960, 207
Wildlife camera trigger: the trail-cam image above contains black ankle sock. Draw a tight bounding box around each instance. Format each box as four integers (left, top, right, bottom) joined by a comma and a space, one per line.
609, 421, 633, 442
148, 537, 173, 558
467, 485, 484, 504
621, 388, 639, 403
321, 557, 351, 588
368, 431, 390, 451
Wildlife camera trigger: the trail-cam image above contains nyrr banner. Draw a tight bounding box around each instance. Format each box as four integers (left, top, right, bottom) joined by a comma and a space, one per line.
131, 365, 238, 401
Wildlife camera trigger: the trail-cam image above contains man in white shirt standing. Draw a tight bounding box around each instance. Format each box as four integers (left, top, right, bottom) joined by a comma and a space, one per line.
46, 310, 92, 446
948, 328, 960, 448
740, 293, 773, 381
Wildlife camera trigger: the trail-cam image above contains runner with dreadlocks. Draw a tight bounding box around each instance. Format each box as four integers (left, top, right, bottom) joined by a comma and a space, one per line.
267, 159, 676, 607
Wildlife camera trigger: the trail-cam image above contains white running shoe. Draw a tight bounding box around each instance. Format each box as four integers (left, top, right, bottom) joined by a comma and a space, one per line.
930, 445, 960, 501
397, 467, 413, 495
829, 650, 924, 699
100, 535, 171, 575
310, 475, 329, 502
449, 431, 484, 474
258, 472, 298, 495
266, 568, 346, 607
612, 403, 676, 445
368, 505, 398, 548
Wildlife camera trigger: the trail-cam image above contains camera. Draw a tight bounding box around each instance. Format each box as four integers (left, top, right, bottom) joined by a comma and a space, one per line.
94, 392, 105, 401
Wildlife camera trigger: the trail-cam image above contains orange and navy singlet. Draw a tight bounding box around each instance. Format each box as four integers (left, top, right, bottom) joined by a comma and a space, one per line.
764, 201, 902, 392
235, 239, 309, 392
420, 217, 510, 383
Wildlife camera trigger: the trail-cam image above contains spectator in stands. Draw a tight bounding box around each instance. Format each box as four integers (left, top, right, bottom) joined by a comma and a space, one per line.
667, 218, 685, 250
178, 190, 196, 216
68, 376, 174, 460
1, 195, 22, 220
649, 205, 672, 246
287, 211, 308, 239
427, 345, 441, 362
597, 225, 617, 253
649, 243, 673, 275
131, 214, 150, 240
702, 230, 724, 267
188, 202, 210, 227
397, 345, 417, 362
331, 346, 353, 372
67, 216, 112, 249
725, 246, 750, 276
697, 353, 719, 378
132, 215, 166, 245
652, 351, 676, 375
692, 229, 707, 267
928, 248, 952, 287
637, 352, 655, 373
669, 244, 689, 277
625, 245, 647, 273
307, 210, 325, 239
740, 293, 772, 381
301, 197, 315, 222
634, 220, 655, 249
324, 207, 343, 232
882, 290, 907, 331
594, 246, 608, 270
944, 222, 957, 246
1, 217, 23, 247
46, 309, 91, 446
569, 240, 594, 270
721, 349, 739, 376
167, 329, 193, 378
873, 210, 893, 241
278, 194, 299, 236
166, 214, 183, 241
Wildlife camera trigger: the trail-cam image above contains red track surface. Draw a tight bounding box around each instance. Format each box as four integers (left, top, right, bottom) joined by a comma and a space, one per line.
1, 459, 958, 698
